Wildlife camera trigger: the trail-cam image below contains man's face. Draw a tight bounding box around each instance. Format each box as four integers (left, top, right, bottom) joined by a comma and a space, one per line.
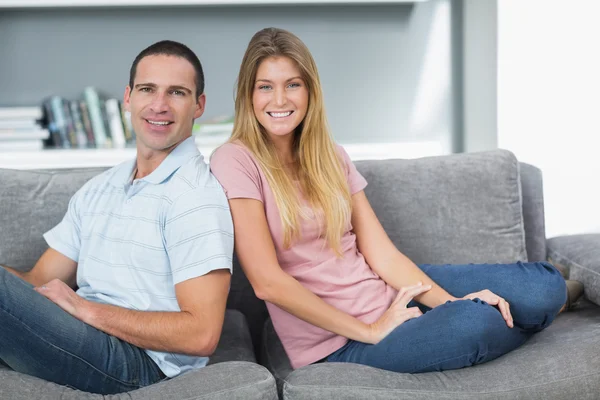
124, 54, 205, 158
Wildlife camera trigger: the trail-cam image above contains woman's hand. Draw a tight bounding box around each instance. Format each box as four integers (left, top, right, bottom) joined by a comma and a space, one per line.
462, 289, 514, 328
367, 282, 432, 344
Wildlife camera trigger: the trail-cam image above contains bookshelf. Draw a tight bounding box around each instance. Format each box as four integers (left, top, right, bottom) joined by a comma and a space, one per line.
0, 141, 444, 170
0, 0, 425, 8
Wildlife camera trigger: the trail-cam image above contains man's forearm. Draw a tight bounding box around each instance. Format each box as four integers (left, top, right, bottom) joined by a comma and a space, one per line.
80, 301, 218, 357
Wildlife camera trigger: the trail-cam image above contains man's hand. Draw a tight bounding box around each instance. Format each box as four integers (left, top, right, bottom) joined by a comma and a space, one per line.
35, 278, 87, 320
462, 289, 513, 328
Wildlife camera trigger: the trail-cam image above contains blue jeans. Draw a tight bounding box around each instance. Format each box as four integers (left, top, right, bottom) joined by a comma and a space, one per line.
327, 261, 567, 373
0, 267, 165, 394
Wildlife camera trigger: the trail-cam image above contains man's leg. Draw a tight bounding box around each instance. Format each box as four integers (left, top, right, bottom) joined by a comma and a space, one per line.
0, 267, 164, 394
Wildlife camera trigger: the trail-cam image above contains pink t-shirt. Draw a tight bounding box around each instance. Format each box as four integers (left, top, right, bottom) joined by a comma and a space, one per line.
210, 142, 397, 369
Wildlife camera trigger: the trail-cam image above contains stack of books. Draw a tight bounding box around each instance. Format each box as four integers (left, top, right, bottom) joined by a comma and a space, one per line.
42, 87, 136, 149
0, 106, 49, 151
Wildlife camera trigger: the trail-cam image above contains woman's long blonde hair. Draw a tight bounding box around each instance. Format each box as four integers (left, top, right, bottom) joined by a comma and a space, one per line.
231, 27, 352, 255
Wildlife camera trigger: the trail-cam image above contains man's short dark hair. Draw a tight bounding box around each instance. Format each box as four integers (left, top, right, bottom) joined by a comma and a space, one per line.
129, 40, 205, 100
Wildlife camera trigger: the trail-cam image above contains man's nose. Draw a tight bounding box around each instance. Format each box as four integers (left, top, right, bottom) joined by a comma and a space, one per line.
149, 92, 169, 113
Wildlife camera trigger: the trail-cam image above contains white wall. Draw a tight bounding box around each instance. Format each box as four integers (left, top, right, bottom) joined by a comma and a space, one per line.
497, 0, 600, 237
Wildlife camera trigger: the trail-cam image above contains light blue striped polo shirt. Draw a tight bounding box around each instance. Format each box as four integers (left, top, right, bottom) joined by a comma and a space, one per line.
43, 136, 234, 377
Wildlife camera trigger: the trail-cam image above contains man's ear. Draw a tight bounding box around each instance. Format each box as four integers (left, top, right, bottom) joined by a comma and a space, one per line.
194, 93, 206, 119
123, 86, 132, 112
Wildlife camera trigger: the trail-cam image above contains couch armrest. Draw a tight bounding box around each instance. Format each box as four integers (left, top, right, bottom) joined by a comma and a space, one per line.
547, 234, 600, 306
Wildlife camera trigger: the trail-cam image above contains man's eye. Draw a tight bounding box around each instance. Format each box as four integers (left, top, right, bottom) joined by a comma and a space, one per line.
171, 90, 185, 96
139, 87, 152, 93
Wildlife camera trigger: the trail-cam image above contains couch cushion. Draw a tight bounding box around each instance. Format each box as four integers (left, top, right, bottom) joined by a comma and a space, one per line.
519, 163, 547, 262
547, 234, 600, 305
0, 361, 278, 400
355, 149, 528, 264
280, 301, 600, 399
0, 167, 106, 270
209, 309, 256, 364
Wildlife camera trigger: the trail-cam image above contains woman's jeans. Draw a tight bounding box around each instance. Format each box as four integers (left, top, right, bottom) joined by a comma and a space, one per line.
0, 267, 165, 394
327, 261, 567, 373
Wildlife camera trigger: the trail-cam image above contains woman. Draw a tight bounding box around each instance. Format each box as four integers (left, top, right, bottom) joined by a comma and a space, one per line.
210, 27, 568, 373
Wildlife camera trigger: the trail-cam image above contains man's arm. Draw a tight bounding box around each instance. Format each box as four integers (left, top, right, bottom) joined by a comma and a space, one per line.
3, 248, 77, 288
37, 268, 230, 356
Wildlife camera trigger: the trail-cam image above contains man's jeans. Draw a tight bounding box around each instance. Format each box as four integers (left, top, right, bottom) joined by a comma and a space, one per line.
0, 267, 165, 394
327, 261, 567, 373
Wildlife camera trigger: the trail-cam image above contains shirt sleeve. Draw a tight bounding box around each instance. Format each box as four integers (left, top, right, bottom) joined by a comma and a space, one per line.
209, 143, 264, 202
337, 145, 368, 194
165, 185, 234, 285
43, 189, 83, 262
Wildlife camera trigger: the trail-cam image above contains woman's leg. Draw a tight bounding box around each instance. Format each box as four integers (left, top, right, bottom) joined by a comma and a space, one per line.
418, 261, 567, 331
328, 298, 530, 373
327, 261, 566, 373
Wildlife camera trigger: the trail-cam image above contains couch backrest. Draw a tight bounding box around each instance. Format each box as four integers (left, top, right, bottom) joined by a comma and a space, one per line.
355, 149, 529, 265
518, 163, 547, 262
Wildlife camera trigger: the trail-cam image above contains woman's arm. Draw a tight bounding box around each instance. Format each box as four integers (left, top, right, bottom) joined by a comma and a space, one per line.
351, 190, 458, 308
229, 198, 426, 344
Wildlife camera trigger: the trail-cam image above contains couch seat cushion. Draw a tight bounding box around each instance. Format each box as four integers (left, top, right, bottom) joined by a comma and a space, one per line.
278, 301, 600, 399
355, 149, 528, 264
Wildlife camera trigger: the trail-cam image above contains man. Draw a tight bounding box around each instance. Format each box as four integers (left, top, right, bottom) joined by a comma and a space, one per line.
0, 40, 233, 394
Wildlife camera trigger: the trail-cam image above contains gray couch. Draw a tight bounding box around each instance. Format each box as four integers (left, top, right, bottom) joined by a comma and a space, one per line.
1, 149, 599, 399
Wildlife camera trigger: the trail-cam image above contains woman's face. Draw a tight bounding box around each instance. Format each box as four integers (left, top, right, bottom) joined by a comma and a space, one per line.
252, 56, 309, 141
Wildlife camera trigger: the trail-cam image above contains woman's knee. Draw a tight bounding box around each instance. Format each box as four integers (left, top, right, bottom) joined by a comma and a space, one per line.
525, 262, 567, 316
439, 299, 506, 346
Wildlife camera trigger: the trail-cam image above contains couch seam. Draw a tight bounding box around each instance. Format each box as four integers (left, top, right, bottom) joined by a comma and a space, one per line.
282, 371, 600, 396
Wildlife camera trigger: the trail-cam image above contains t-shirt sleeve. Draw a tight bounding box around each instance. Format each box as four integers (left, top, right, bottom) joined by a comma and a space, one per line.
43, 189, 83, 262
165, 186, 234, 285
209, 143, 264, 202
337, 145, 368, 194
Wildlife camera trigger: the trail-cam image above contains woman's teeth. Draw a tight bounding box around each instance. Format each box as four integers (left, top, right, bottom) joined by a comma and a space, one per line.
268, 111, 292, 118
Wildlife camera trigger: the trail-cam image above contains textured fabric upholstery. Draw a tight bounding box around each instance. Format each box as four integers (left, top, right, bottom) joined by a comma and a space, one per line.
547, 234, 600, 305
355, 150, 528, 265
519, 163, 547, 262
0, 361, 278, 400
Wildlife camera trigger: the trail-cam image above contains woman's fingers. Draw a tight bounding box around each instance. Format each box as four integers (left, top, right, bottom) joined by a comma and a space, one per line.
393, 283, 432, 308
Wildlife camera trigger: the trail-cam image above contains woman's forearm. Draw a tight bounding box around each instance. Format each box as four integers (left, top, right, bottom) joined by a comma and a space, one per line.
375, 251, 458, 308
259, 271, 375, 343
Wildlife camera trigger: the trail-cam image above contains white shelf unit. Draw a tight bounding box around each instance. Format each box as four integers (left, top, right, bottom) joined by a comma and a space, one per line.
0, 0, 425, 7
0, 141, 444, 170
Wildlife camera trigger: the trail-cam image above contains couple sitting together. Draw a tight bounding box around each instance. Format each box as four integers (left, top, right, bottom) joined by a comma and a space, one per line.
0, 27, 571, 394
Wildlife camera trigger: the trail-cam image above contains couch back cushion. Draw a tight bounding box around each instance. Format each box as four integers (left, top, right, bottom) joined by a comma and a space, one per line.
519, 162, 547, 262
355, 149, 528, 264
0, 168, 107, 270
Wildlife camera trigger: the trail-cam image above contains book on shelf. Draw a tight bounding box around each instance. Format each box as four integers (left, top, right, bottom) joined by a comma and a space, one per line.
0, 107, 43, 121
0, 140, 44, 151
40, 87, 136, 150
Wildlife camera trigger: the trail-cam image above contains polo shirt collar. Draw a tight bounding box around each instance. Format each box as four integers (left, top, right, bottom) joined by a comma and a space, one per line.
111, 136, 199, 187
